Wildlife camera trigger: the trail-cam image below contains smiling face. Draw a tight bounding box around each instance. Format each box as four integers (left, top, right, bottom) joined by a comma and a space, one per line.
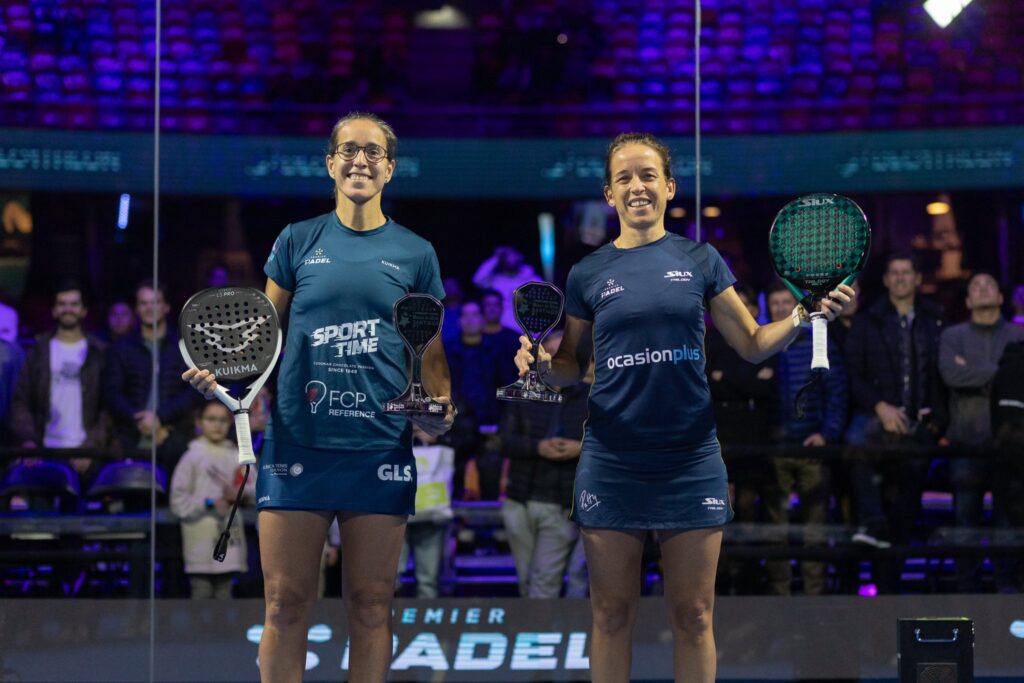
52, 289, 87, 331
326, 118, 396, 207
882, 258, 921, 301
603, 143, 676, 232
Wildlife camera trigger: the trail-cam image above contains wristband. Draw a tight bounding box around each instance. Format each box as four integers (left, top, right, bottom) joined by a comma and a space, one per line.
205, 498, 215, 510
791, 304, 811, 329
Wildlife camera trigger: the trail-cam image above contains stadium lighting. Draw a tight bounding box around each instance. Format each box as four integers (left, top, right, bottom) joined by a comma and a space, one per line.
926, 201, 951, 215
923, 0, 974, 28
702, 206, 721, 218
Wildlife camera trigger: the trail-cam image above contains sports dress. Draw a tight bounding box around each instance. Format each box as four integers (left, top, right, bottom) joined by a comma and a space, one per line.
258, 213, 444, 514
566, 233, 736, 529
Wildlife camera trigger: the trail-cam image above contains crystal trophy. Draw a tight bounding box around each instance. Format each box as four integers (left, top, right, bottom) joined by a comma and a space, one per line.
384, 294, 446, 414
496, 282, 564, 403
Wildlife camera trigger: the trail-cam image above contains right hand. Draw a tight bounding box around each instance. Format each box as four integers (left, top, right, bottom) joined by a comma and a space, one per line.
214, 498, 231, 516
182, 368, 220, 400
514, 336, 551, 378
875, 401, 910, 435
538, 438, 577, 461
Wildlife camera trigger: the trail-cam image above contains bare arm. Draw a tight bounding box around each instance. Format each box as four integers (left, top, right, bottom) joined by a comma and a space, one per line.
514, 315, 593, 387
264, 277, 293, 328
410, 337, 455, 438
421, 338, 452, 399
709, 284, 854, 364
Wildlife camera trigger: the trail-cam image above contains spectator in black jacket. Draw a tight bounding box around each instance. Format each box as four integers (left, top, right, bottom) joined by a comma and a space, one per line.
445, 300, 505, 500
764, 283, 847, 595
844, 254, 946, 551
499, 330, 590, 598
10, 282, 108, 483
105, 280, 198, 471
991, 340, 1024, 591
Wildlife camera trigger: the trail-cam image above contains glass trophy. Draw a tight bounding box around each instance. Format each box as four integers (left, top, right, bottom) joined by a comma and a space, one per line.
496, 282, 564, 403
384, 294, 446, 415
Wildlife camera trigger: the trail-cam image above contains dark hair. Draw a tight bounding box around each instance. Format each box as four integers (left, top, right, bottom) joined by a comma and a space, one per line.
884, 252, 919, 273
766, 281, 796, 298
966, 270, 1001, 294
603, 132, 674, 187
135, 279, 168, 301
199, 400, 231, 420
479, 288, 502, 302
734, 284, 757, 305
328, 112, 398, 159
53, 279, 87, 306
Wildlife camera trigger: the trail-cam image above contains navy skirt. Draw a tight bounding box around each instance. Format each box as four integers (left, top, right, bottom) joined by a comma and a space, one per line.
570, 436, 733, 530
256, 439, 416, 515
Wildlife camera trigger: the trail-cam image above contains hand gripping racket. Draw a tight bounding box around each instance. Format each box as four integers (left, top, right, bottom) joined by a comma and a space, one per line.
178, 287, 282, 560
769, 194, 870, 411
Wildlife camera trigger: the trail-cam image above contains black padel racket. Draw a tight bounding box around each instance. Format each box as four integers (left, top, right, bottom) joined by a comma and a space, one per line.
769, 193, 870, 373
178, 287, 282, 560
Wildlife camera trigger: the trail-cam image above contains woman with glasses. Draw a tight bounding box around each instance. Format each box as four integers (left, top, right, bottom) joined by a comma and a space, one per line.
184, 112, 454, 682
515, 132, 852, 683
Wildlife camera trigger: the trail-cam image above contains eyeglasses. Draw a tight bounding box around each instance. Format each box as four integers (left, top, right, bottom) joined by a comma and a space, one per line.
332, 142, 389, 163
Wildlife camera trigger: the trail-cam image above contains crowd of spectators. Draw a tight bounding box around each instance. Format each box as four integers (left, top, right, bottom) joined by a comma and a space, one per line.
1, 0, 1021, 135
2, 245, 1024, 599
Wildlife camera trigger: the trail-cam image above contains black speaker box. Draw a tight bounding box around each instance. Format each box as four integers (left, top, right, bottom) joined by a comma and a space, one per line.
898, 618, 974, 683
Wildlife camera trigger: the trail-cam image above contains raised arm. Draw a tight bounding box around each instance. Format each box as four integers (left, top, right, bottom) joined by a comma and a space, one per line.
710, 285, 853, 364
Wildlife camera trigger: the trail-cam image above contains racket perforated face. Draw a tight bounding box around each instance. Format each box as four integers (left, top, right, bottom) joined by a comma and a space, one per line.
178, 288, 281, 383
393, 294, 443, 356
769, 193, 871, 298
514, 282, 564, 343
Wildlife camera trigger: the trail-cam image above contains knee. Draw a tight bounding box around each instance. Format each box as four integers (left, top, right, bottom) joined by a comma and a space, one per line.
669, 597, 714, 642
264, 581, 314, 632
345, 585, 394, 632
591, 595, 637, 638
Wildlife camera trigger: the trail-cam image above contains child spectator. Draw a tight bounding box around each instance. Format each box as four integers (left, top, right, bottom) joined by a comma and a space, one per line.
170, 401, 254, 599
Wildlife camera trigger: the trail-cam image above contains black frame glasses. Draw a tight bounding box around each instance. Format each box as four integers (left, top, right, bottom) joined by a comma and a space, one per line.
331, 142, 389, 163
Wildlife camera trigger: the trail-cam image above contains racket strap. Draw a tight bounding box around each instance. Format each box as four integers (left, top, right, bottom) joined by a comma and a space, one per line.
794, 372, 823, 419
213, 464, 251, 563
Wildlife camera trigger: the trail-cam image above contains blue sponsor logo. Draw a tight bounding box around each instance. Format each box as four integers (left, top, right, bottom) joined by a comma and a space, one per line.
605, 345, 701, 370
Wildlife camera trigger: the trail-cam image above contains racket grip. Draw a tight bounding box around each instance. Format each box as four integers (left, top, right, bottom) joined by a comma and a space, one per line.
810, 313, 829, 372
233, 410, 257, 466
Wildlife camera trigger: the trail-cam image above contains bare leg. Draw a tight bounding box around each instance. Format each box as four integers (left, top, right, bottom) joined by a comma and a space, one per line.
339, 512, 408, 683
581, 527, 645, 683
258, 509, 333, 683
658, 527, 723, 683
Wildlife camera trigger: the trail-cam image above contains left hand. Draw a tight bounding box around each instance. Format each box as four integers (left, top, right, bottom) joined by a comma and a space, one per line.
802, 433, 826, 447
408, 396, 456, 438
818, 284, 855, 322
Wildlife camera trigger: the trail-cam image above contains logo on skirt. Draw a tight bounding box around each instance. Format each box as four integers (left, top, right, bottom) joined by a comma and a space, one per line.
702, 496, 725, 511
578, 490, 601, 512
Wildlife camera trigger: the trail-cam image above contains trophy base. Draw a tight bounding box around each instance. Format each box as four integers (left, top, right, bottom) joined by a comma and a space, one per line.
496, 376, 563, 404
384, 400, 446, 414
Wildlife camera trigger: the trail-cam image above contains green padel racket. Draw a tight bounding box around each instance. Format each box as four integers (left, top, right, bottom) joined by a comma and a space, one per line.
769, 193, 871, 373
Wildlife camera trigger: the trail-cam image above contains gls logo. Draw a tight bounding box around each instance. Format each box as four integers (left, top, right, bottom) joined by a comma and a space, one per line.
378, 464, 413, 482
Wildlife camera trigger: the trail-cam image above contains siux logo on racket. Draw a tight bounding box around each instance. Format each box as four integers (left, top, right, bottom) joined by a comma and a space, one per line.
194, 316, 270, 354
798, 196, 836, 207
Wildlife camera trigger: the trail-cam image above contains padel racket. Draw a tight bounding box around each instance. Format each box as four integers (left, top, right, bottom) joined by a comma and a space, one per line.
769, 193, 870, 372
179, 287, 282, 560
